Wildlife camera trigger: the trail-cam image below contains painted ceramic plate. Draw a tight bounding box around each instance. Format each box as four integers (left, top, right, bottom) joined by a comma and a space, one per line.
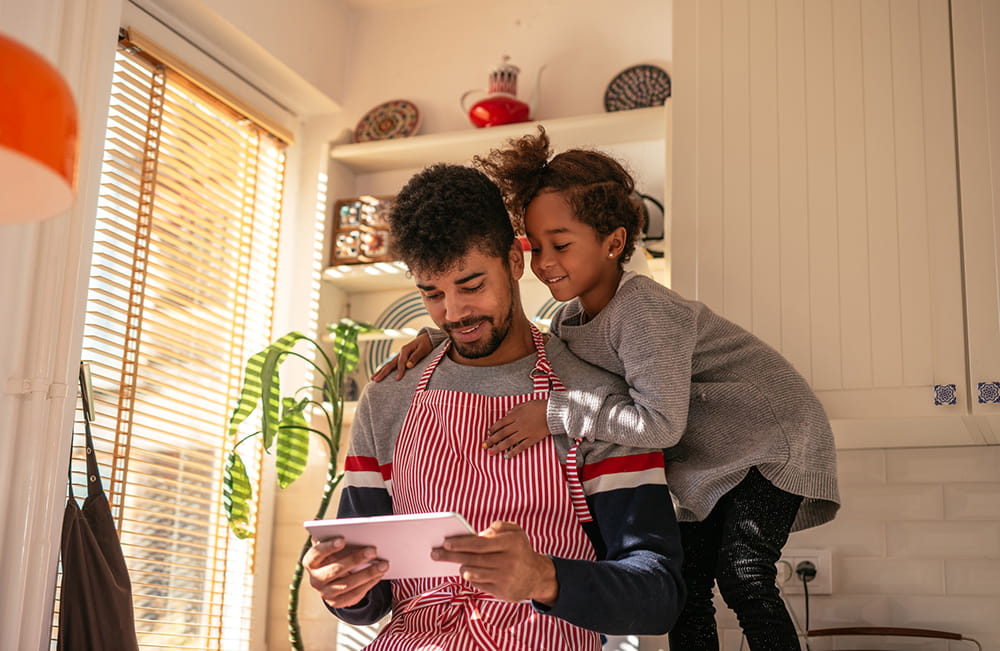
353, 99, 422, 143
604, 64, 671, 112
363, 292, 434, 378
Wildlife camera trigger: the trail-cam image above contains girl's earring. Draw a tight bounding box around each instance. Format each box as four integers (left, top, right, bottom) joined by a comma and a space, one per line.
608, 253, 614, 258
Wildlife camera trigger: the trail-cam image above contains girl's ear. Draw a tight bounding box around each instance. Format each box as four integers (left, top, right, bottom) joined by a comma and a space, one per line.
606, 226, 628, 258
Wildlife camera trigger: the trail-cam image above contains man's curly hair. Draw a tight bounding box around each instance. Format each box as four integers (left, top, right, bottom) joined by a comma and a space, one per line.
473, 126, 645, 264
389, 164, 515, 276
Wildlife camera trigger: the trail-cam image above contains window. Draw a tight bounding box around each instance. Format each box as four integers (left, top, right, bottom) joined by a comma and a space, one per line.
52, 36, 287, 649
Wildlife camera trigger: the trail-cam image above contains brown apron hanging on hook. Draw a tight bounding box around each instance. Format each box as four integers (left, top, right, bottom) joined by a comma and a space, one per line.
57, 365, 139, 650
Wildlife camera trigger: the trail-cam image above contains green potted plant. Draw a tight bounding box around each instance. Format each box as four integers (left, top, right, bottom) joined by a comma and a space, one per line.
223, 318, 378, 650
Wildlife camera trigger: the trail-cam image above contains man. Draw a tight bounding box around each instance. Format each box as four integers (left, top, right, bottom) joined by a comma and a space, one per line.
303, 164, 684, 650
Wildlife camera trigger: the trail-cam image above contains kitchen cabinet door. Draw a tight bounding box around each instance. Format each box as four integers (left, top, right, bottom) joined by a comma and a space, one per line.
673, 0, 983, 447
953, 0, 1000, 441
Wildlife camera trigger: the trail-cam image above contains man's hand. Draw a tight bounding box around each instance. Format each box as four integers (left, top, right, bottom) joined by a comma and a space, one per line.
370, 332, 433, 381
303, 537, 388, 609
485, 399, 551, 458
431, 521, 558, 605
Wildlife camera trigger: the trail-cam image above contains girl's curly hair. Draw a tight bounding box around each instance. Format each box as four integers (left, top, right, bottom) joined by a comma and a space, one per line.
473, 126, 645, 263
388, 163, 514, 277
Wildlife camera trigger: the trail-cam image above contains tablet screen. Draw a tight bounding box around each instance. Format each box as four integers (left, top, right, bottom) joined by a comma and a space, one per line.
304, 512, 475, 580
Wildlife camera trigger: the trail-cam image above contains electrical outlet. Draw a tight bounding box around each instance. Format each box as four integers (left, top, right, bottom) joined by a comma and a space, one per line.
777, 548, 832, 594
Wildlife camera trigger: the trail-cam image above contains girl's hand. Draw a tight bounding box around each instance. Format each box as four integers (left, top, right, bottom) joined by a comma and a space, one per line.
370, 332, 433, 381
485, 399, 551, 458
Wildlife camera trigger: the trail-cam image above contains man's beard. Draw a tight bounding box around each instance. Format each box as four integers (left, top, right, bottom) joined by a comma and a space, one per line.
444, 302, 514, 360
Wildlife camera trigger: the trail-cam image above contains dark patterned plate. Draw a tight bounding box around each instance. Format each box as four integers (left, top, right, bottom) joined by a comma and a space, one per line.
604, 64, 671, 112
353, 99, 421, 143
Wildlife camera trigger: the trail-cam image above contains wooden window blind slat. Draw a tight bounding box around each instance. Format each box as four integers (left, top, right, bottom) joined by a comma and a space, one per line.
52, 42, 283, 650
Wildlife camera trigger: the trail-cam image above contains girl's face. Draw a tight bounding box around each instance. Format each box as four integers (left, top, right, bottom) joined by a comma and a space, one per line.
524, 190, 624, 317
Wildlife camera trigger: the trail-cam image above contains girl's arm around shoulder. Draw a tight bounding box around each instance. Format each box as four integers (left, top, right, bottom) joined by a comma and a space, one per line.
606, 279, 699, 447
544, 298, 693, 449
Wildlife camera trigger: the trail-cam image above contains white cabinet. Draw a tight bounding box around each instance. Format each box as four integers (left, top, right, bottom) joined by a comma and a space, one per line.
953, 0, 1000, 439
673, 0, 998, 447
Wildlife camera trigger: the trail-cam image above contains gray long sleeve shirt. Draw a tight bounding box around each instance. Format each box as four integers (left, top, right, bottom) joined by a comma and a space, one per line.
547, 273, 839, 531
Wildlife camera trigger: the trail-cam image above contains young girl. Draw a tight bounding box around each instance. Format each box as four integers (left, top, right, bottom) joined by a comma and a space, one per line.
373, 128, 840, 650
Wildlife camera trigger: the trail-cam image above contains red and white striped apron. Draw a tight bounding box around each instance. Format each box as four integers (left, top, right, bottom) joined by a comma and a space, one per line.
367, 324, 600, 651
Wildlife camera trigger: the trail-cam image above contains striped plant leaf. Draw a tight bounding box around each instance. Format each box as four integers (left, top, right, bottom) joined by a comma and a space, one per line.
328, 318, 378, 374
228, 331, 309, 447
223, 450, 254, 538
276, 397, 310, 489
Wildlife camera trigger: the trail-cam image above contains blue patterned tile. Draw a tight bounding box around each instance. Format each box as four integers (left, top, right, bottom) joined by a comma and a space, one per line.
977, 382, 1000, 404
934, 384, 957, 406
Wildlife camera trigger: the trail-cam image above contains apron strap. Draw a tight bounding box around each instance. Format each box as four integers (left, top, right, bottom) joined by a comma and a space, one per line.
564, 439, 593, 523
529, 324, 565, 393
71, 364, 105, 499
529, 325, 591, 523
415, 344, 452, 392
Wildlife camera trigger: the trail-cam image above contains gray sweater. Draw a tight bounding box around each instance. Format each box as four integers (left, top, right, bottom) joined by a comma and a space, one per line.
547, 273, 839, 531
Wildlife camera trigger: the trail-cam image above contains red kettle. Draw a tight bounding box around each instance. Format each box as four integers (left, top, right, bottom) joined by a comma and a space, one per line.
461, 56, 544, 128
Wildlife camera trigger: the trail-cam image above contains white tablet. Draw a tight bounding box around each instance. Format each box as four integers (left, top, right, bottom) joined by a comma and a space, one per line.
304, 512, 476, 580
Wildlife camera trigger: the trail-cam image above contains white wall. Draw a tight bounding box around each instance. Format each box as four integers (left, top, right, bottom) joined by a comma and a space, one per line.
196, 0, 352, 105
336, 0, 673, 138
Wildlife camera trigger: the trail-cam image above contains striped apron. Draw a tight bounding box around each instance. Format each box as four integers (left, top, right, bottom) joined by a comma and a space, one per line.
366, 325, 600, 651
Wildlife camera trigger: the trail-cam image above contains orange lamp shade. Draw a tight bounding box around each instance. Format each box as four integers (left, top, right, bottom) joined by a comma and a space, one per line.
0, 33, 78, 223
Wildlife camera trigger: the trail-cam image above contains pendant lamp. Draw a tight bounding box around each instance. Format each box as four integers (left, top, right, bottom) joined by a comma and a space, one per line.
0, 33, 78, 223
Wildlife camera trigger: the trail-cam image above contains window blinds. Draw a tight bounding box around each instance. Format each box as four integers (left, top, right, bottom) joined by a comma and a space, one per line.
53, 42, 286, 649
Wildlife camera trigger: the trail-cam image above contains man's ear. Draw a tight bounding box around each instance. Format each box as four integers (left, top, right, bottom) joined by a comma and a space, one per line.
509, 240, 525, 280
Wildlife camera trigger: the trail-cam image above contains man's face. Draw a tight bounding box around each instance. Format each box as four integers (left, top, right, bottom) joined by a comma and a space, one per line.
414, 245, 524, 366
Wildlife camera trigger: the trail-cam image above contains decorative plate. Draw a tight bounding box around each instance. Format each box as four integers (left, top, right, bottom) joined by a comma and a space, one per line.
364, 292, 433, 378
603, 64, 671, 112
353, 99, 422, 143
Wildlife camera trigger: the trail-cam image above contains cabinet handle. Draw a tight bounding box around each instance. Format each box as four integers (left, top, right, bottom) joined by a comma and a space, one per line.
978, 382, 1000, 404
934, 384, 957, 406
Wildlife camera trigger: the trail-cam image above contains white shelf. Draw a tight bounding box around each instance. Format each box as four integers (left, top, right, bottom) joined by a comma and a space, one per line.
322, 261, 414, 292
329, 106, 667, 173
324, 106, 669, 292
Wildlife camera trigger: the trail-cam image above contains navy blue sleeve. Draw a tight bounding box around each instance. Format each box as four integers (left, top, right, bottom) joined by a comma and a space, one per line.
325, 486, 394, 625
540, 483, 686, 635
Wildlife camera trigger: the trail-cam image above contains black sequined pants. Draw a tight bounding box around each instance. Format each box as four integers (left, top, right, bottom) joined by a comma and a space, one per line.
668, 467, 804, 651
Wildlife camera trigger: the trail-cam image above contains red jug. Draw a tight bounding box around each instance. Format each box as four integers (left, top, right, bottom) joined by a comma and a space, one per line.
461, 56, 544, 128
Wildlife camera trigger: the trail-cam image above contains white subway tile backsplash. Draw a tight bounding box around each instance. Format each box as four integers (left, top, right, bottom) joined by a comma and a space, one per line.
710, 593, 739, 627
719, 628, 744, 651
783, 593, 892, 627
887, 521, 1000, 559
944, 483, 1000, 520
953, 633, 1000, 651
685, 447, 1000, 648
835, 449, 887, 484
887, 595, 1000, 632
885, 446, 1000, 483
838, 483, 944, 520
838, 558, 944, 594
786, 520, 886, 557
945, 559, 1000, 595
